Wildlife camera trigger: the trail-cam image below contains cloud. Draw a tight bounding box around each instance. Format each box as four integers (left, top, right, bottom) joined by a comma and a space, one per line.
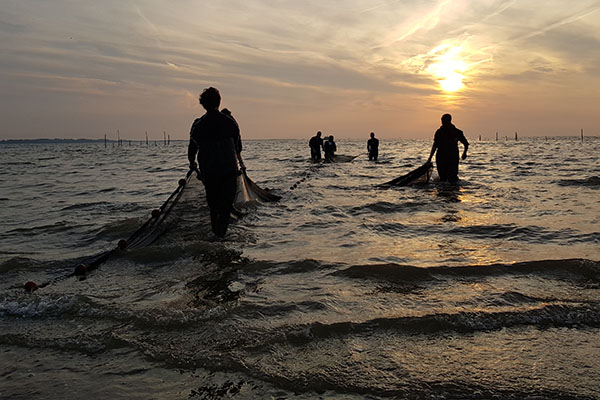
1, 0, 599, 138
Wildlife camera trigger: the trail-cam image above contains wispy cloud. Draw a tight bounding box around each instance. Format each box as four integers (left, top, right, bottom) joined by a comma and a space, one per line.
1, 0, 599, 138
390, 0, 454, 44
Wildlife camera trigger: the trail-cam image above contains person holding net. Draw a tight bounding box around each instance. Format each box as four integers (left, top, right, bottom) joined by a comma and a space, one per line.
187, 87, 241, 238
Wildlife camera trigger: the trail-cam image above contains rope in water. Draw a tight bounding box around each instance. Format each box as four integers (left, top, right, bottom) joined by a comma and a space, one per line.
21, 170, 196, 293
289, 154, 361, 190
289, 166, 319, 190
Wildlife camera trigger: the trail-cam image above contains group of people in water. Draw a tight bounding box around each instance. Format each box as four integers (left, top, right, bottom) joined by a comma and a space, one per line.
309, 114, 468, 183
188, 87, 469, 238
309, 131, 381, 162
308, 131, 338, 161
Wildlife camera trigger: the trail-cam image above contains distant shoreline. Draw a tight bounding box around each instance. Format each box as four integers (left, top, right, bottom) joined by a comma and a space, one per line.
0, 138, 186, 144
1, 138, 106, 144
0, 136, 597, 144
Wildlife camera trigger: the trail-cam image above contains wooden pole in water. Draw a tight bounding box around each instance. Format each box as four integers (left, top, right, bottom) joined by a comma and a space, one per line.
104, 134, 107, 148
515, 131, 518, 141
163, 131, 166, 146
581, 128, 584, 143
117, 130, 120, 147
145, 131, 148, 146
495, 132, 498, 141
168, 134, 170, 145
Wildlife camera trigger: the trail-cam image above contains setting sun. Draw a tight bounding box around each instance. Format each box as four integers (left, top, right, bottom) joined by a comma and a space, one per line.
427, 45, 467, 92
439, 71, 464, 92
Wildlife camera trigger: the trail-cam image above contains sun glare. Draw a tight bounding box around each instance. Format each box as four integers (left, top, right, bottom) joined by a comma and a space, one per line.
427, 46, 467, 92
440, 71, 464, 92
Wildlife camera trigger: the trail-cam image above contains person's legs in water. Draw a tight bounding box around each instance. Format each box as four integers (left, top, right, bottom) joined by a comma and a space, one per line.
436, 154, 449, 182
311, 148, 321, 160
210, 174, 238, 237
436, 154, 459, 182
204, 180, 220, 235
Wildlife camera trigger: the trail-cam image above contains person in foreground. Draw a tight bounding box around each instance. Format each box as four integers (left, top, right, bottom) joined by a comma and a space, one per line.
309, 131, 324, 160
427, 113, 469, 183
188, 87, 241, 238
323, 135, 337, 161
367, 132, 379, 161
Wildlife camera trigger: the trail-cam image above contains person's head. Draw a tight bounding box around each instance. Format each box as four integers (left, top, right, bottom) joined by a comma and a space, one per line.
370, 132, 375, 138
329, 135, 334, 141
221, 108, 231, 116
441, 113, 452, 125
199, 87, 221, 110
316, 131, 322, 138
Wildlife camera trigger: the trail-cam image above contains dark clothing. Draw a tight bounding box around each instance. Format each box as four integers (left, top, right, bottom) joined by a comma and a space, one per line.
204, 174, 238, 238
188, 109, 241, 180
367, 137, 379, 161
432, 123, 469, 182
309, 135, 324, 160
187, 109, 241, 237
323, 140, 336, 161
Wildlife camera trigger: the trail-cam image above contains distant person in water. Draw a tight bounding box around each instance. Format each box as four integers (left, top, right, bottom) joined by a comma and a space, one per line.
323, 135, 337, 161
367, 132, 379, 161
188, 87, 241, 238
427, 113, 469, 183
309, 131, 324, 160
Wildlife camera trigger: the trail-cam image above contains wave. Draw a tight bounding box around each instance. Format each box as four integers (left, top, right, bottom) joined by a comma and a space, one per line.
447, 224, 585, 243
242, 259, 600, 283
278, 304, 600, 342
369, 222, 595, 243
0, 292, 220, 327
5, 221, 88, 236
3, 161, 35, 165
60, 201, 111, 211
556, 176, 600, 188
349, 200, 428, 215
0, 257, 44, 273
333, 259, 600, 283
244, 259, 328, 275
94, 218, 144, 239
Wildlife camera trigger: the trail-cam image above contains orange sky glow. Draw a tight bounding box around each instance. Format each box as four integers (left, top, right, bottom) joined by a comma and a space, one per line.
1, 1, 599, 140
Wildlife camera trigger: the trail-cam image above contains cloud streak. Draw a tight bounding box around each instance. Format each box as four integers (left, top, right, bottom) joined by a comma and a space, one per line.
1, 0, 599, 139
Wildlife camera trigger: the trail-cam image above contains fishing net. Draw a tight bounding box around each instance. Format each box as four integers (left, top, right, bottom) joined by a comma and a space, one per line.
379, 161, 433, 187
22, 169, 280, 291
124, 169, 280, 249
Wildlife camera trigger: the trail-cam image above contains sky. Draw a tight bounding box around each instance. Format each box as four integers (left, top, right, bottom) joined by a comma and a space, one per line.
1, 0, 599, 140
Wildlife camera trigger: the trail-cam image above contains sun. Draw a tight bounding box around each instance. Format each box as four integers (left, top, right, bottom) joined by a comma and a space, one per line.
426, 46, 467, 92
439, 71, 464, 92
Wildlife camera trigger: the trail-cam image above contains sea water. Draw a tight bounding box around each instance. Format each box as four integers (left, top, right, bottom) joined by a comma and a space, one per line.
1, 137, 599, 399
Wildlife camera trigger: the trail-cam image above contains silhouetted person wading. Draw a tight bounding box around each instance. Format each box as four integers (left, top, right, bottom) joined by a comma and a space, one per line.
367, 132, 379, 161
427, 114, 469, 183
309, 131, 324, 160
188, 87, 241, 238
323, 135, 337, 162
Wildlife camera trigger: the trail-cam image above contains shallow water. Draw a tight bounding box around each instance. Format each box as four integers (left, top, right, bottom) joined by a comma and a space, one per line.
1, 137, 599, 399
